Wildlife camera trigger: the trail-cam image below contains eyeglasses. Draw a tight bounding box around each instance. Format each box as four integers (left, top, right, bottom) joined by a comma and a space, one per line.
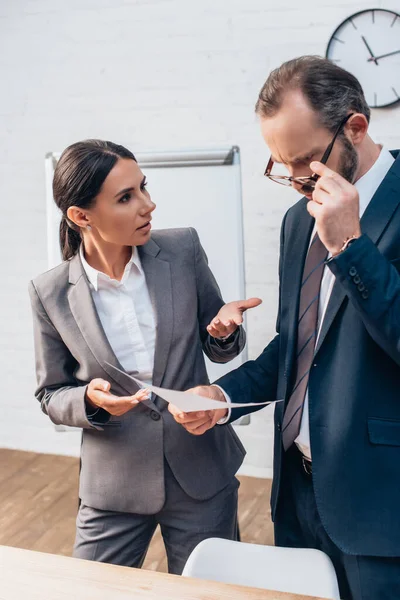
264, 113, 354, 194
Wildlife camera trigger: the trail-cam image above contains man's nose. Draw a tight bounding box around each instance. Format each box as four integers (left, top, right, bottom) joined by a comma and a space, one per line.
291, 179, 304, 193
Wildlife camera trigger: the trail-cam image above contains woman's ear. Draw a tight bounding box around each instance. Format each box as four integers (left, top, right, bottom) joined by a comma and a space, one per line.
346, 113, 369, 146
67, 206, 90, 230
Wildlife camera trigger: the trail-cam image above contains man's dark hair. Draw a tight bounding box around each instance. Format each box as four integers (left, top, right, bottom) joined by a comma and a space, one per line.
255, 55, 370, 132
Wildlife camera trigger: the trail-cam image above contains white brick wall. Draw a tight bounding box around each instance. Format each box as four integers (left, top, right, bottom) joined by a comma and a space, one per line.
1, 0, 399, 473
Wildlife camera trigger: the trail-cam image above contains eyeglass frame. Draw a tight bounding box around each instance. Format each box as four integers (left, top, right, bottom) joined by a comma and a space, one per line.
264, 113, 354, 191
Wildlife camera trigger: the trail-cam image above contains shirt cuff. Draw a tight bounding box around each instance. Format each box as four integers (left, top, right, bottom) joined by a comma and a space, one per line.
211, 385, 232, 424
212, 330, 237, 346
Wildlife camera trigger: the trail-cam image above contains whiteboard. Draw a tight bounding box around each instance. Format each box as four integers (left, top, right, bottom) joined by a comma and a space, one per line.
45, 146, 247, 383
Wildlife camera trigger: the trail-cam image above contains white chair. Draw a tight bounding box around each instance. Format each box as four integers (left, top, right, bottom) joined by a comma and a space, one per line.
182, 538, 341, 599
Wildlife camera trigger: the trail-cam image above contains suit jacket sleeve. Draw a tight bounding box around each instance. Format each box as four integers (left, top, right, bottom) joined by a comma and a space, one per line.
328, 233, 400, 367
189, 227, 246, 363
29, 281, 109, 430
212, 212, 288, 422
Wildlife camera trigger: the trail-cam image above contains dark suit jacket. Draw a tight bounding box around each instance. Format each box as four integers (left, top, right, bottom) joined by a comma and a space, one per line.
29, 228, 246, 514
217, 151, 400, 557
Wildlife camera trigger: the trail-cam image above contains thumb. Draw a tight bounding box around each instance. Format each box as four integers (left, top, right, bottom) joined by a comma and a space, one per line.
91, 378, 111, 392
237, 297, 262, 312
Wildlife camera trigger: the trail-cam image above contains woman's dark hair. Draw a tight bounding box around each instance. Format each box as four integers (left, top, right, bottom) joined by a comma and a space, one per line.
54, 139, 136, 261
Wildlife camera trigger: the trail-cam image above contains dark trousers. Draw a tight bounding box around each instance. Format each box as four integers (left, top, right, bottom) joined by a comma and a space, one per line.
73, 459, 239, 575
274, 447, 400, 600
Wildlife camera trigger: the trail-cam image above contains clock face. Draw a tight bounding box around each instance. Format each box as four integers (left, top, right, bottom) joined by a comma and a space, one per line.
326, 9, 400, 108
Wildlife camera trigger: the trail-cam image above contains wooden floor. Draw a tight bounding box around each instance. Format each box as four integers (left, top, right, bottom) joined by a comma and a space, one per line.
0, 449, 273, 572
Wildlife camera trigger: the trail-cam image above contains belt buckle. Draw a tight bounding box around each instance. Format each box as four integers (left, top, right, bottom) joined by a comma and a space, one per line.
301, 456, 312, 476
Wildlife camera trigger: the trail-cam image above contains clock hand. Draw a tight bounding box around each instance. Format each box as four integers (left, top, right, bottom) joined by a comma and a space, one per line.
367, 49, 400, 62
361, 35, 378, 65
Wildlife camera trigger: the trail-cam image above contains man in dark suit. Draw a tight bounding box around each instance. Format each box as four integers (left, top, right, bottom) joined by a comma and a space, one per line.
169, 56, 400, 599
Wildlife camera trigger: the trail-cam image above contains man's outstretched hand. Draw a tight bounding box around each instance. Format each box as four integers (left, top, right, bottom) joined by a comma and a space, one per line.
168, 385, 228, 435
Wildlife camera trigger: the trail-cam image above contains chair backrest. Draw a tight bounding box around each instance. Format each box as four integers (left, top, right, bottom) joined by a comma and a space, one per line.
182, 538, 341, 599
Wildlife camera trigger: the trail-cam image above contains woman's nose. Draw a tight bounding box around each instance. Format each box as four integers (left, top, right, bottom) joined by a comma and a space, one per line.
141, 193, 156, 214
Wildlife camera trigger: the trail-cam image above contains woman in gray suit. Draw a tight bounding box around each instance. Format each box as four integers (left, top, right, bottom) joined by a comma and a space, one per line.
29, 140, 260, 574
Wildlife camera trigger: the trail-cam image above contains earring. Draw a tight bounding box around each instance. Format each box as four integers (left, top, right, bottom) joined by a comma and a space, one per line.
86, 225, 92, 231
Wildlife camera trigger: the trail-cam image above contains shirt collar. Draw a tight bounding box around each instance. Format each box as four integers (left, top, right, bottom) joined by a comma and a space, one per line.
79, 245, 143, 291
354, 146, 395, 217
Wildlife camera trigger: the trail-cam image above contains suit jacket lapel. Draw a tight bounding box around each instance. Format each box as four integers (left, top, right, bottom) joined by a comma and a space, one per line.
284, 202, 314, 393
139, 238, 173, 389
68, 253, 150, 398
314, 155, 400, 357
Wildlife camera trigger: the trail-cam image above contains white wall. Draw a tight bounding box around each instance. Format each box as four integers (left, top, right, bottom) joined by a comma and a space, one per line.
1, 0, 399, 476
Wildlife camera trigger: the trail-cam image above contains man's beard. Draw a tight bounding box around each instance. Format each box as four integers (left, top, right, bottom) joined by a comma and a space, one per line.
300, 135, 359, 196
338, 135, 358, 184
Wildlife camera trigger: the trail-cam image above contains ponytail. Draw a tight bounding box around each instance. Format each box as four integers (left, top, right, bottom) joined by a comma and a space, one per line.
59, 215, 81, 261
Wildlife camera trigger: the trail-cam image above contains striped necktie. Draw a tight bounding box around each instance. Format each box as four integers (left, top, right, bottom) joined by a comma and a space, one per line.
281, 233, 328, 451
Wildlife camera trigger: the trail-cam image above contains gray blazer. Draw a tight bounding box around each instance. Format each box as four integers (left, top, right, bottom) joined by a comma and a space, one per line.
29, 228, 246, 514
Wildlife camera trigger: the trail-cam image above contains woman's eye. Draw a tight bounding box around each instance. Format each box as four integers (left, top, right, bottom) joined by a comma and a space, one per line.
141, 180, 148, 191
119, 193, 131, 203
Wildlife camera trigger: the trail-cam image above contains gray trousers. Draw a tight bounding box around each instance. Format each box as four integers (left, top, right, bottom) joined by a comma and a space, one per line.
73, 459, 239, 575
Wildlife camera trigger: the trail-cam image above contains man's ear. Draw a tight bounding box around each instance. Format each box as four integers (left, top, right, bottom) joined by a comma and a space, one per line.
346, 113, 369, 146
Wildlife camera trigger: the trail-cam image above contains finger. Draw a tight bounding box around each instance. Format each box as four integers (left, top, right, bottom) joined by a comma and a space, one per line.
97, 391, 139, 407
134, 388, 151, 401
310, 161, 348, 189
188, 418, 213, 436
184, 416, 212, 431
207, 324, 222, 337
168, 401, 205, 420
185, 386, 213, 398
212, 322, 229, 336
173, 410, 208, 424
236, 297, 263, 312
91, 378, 111, 392
315, 175, 343, 196
311, 186, 331, 206
306, 200, 324, 220
221, 310, 243, 326
309, 161, 339, 179
103, 398, 140, 414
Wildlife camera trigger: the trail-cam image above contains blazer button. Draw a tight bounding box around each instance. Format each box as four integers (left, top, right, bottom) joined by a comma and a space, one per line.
362, 290, 369, 300
349, 267, 357, 277
150, 410, 161, 421
353, 275, 361, 285
358, 282, 365, 292
277, 423, 281, 432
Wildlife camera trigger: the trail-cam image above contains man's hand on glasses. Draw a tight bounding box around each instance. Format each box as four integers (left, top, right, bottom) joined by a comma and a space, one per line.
306, 161, 362, 256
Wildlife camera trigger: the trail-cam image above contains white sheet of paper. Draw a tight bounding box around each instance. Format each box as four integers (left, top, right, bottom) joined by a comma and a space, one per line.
105, 362, 282, 412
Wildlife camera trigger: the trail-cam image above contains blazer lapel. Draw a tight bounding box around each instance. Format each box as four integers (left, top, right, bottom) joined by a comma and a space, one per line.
139, 238, 173, 389
68, 254, 145, 397
314, 155, 400, 357
284, 202, 314, 392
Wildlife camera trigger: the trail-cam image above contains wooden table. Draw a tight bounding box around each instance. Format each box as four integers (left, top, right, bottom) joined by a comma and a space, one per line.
0, 545, 328, 600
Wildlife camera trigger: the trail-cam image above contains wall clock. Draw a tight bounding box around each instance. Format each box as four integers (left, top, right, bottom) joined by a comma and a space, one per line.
326, 9, 400, 108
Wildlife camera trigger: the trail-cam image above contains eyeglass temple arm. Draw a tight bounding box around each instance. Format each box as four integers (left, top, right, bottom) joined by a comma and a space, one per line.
310, 113, 354, 181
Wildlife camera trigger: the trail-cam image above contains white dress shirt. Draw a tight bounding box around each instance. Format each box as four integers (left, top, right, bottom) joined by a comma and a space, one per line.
80, 245, 156, 386
219, 147, 395, 450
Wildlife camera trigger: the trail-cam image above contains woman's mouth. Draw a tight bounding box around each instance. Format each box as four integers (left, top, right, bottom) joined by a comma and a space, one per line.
137, 221, 152, 233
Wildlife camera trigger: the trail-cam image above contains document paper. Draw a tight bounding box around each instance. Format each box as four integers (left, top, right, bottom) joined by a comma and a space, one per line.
105, 362, 282, 413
